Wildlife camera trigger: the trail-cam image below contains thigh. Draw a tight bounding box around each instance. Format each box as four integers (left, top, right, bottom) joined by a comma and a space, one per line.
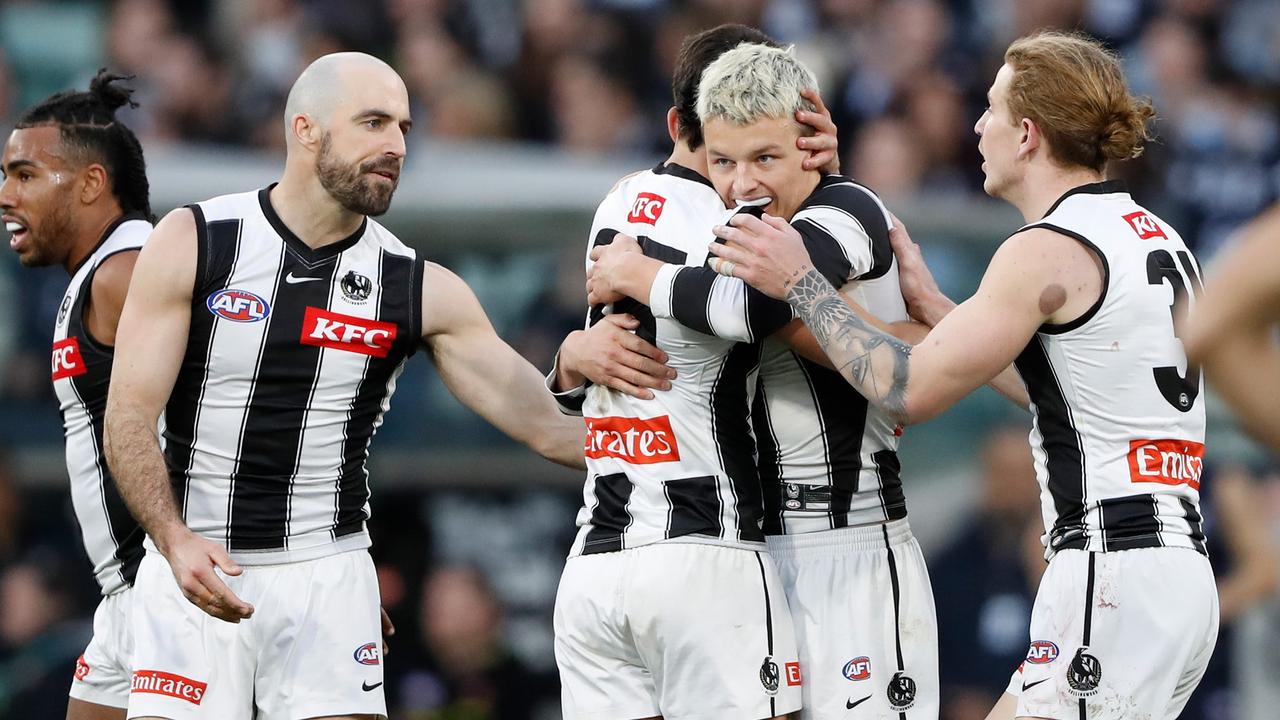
784, 538, 938, 720
1014, 549, 1218, 720
630, 544, 802, 720
554, 552, 660, 720
126, 553, 253, 720
254, 551, 387, 720
71, 591, 134, 711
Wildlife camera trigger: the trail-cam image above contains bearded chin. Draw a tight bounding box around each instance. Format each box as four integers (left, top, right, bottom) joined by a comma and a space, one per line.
316, 139, 395, 217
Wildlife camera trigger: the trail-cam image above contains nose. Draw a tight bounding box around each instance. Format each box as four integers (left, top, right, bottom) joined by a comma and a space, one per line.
974, 111, 988, 137
385, 126, 407, 160
0, 176, 15, 212
732, 165, 759, 200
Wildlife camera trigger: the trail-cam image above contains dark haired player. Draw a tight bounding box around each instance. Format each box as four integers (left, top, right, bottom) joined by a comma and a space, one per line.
1, 70, 154, 720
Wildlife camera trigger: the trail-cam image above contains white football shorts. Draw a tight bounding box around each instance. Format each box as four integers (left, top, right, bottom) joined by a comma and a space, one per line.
127, 548, 385, 720
555, 541, 802, 720
768, 519, 939, 720
1004, 547, 1218, 720
69, 586, 136, 708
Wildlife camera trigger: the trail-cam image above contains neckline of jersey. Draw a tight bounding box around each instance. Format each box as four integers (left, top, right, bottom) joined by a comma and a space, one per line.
653, 161, 714, 189
70, 212, 149, 275
257, 184, 368, 262
1040, 179, 1127, 220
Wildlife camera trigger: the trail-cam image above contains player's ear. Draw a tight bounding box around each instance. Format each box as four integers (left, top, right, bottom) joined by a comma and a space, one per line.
667, 107, 680, 144
292, 113, 321, 151
1018, 117, 1041, 161
79, 163, 109, 205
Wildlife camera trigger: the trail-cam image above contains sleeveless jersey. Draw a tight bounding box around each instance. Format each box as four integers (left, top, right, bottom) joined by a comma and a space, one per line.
1014, 181, 1208, 557
163, 186, 424, 564
564, 162, 768, 557
650, 175, 908, 533
53, 214, 151, 595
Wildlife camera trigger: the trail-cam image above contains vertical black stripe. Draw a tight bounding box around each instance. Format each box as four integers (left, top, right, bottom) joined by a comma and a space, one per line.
581, 472, 634, 554
1015, 336, 1087, 550
873, 450, 907, 521
710, 343, 764, 543
1080, 553, 1096, 720
1098, 494, 1163, 551
883, 525, 907, 720
753, 551, 776, 718
1180, 497, 1207, 555
663, 476, 722, 539
799, 361, 866, 528
334, 251, 419, 539
228, 248, 341, 551
743, 283, 794, 342
754, 383, 785, 536
164, 215, 242, 517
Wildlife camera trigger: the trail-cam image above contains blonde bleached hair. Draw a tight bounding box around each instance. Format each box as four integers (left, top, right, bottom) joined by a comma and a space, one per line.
695, 43, 818, 127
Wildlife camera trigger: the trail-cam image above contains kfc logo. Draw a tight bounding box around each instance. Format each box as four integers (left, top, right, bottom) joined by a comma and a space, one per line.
131, 670, 207, 705
584, 415, 680, 464
1127, 438, 1205, 490
1123, 211, 1168, 240
300, 307, 397, 358
52, 337, 87, 381
74, 655, 90, 681
627, 193, 666, 225
786, 662, 802, 687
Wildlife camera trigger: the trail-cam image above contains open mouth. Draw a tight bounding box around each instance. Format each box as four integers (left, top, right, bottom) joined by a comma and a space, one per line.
367, 169, 398, 182
5, 220, 28, 248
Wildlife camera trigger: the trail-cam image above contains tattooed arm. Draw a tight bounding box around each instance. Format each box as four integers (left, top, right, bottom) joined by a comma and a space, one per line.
709, 214, 1103, 424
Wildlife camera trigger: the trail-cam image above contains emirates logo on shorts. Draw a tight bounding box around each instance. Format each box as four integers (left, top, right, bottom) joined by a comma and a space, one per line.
131, 670, 207, 705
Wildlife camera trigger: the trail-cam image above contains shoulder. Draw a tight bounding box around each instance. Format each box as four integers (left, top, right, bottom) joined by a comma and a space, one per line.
998, 225, 1104, 276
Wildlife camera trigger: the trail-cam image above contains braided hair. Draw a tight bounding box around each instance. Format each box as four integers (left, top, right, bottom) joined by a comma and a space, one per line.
16, 69, 155, 222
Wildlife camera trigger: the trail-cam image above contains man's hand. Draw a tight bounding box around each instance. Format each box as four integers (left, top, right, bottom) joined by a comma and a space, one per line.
381, 606, 395, 656
560, 314, 676, 400
587, 233, 643, 305
889, 215, 954, 327
708, 212, 816, 300
160, 529, 254, 623
797, 88, 840, 173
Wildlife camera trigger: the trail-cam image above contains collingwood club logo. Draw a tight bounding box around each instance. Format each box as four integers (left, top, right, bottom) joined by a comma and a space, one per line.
341, 271, 373, 303
886, 671, 917, 710
759, 656, 780, 695
1066, 647, 1102, 697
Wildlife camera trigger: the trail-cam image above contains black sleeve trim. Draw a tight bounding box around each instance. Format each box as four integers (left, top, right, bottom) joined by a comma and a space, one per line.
185, 203, 209, 299
1022, 222, 1110, 335
670, 266, 716, 335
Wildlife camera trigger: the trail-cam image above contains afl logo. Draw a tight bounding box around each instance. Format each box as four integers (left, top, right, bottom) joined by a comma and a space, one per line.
353, 642, 381, 666
207, 289, 270, 323
1026, 640, 1059, 664
843, 657, 871, 681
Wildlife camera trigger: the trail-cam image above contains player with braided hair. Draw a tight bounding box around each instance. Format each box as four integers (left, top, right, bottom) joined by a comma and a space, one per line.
2, 69, 154, 720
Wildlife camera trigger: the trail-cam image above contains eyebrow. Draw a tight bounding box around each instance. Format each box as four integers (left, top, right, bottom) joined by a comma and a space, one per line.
353, 109, 413, 133
1, 159, 36, 174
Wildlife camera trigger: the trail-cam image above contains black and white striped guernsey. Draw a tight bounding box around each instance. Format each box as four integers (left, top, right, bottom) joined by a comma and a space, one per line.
162, 186, 424, 564
53, 214, 151, 595
650, 175, 909, 534
1013, 181, 1208, 557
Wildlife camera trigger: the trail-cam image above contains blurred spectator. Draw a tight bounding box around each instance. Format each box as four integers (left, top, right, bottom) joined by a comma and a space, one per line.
0, 449, 21, 566
0, 547, 91, 718
849, 117, 926, 202
931, 426, 1044, 720
390, 566, 558, 719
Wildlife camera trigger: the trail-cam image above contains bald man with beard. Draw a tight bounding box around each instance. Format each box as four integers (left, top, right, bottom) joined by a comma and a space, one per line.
104, 53, 588, 720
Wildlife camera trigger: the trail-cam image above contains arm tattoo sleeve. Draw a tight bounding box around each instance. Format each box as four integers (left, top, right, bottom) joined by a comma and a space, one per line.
785, 267, 913, 421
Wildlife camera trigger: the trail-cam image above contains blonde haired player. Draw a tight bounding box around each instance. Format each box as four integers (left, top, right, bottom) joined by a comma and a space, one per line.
711, 31, 1217, 720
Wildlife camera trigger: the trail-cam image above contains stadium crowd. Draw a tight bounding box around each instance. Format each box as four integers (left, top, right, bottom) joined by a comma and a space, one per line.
1, 1, 1279, 719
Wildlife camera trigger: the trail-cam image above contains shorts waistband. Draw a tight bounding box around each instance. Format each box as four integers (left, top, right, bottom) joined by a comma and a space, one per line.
765, 518, 914, 559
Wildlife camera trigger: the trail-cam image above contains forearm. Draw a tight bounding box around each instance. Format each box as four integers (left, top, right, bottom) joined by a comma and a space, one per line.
612, 253, 662, 305
104, 404, 187, 552
1203, 332, 1280, 450
787, 268, 914, 422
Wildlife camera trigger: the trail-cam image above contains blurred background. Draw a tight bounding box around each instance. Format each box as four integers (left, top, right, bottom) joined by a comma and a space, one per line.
1, 0, 1278, 718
